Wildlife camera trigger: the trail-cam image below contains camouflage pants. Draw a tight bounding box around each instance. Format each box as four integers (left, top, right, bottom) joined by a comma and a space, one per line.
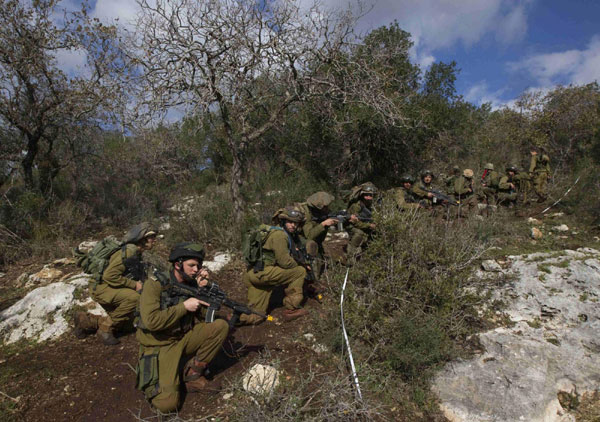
240, 265, 306, 324
138, 320, 229, 413
481, 187, 498, 205
497, 192, 517, 206
305, 239, 325, 280
91, 284, 139, 332
533, 172, 549, 201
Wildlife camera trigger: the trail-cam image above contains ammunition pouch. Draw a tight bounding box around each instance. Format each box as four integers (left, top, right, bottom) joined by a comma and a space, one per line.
136, 347, 161, 400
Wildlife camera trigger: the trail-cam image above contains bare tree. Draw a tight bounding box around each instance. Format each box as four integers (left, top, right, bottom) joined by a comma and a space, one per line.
0, 0, 127, 195
129, 0, 366, 222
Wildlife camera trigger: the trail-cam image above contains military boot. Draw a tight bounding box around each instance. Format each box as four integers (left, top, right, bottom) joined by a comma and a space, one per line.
183, 359, 220, 393
97, 328, 120, 345
73, 312, 99, 339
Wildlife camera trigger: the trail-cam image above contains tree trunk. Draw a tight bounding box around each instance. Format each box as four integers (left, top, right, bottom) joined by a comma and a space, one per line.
229, 140, 246, 225
21, 134, 39, 189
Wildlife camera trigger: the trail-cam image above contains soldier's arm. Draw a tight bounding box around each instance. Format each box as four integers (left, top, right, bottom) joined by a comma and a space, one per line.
139, 278, 188, 331
411, 183, 427, 198
102, 244, 138, 289
347, 203, 372, 230
498, 177, 511, 190
267, 231, 298, 269
529, 155, 537, 173
303, 220, 327, 241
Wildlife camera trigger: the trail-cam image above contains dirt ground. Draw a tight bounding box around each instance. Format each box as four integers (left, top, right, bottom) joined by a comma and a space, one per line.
0, 258, 339, 422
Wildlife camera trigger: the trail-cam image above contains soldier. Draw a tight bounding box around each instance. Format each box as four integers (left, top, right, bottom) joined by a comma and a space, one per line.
240, 206, 308, 325
297, 192, 337, 281
412, 170, 443, 208
453, 169, 478, 218
445, 166, 461, 194
389, 175, 420, 211
529, 147, 551, 202
480, 163, 500, 205
498, 165, 519, 207
74, 222, 157, 345
135, 242, 229, 414
346, 182, 377, 256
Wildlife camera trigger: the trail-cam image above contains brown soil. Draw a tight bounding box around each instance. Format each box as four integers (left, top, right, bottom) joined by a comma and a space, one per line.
0, 260, 338, 422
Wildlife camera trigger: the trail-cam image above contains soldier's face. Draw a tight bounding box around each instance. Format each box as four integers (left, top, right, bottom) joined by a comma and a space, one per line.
141, 235, 157, 251
178, 259, 201, 278
403, 182, 412, 189
362, 194, 373, 203
284, 220, 299, 233
424, 175, 432, 184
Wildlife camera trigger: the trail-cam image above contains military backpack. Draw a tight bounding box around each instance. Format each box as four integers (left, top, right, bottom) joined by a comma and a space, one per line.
75, 236, 124, 281
241, 224, 286, 272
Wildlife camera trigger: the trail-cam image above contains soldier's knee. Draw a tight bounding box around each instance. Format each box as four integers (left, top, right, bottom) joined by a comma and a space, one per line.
151, 392, 180, 414
210, 319, 229, 340
305, 240, 319, 257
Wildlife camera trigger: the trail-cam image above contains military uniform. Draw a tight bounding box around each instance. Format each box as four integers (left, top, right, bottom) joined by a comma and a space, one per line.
347, 200, 374, 254
498, 174, 518, 206
389, 186, 420, 211
90, 243, 143, 334
481, 169, 500, 205
135, 271, 229, 413
529, 153, 551, 201
453, 172, 477, 217
240, 228, 306, 325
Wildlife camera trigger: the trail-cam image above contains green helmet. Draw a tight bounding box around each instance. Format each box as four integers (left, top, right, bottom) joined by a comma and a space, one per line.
168, 242, 205, 263
484, 163, 494, 170
122, 222, 157, 244
399, 174, 415, 184
506, 165, 519, 173
272, 205, 306, 224
359, 182, 378, 195
421, 170, 435, 179
306, 192, 334, 210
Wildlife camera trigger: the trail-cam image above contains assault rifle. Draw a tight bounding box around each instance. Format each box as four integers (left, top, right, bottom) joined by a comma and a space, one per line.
427, 189, 458, 206
312, 210, 373, 231
167, 278, 271, 327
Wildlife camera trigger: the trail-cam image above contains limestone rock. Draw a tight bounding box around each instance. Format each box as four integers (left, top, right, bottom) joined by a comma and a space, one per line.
26, 265, 64, 287
204, 252, 232, 273
77, 240, 98, 254
527, 217, 542, 225
433, 248, 600, 422
553, 224, 569, 232
0, 272, 5, 278
481, 260, 502, 272
15, 272, 30, 287
531, 227, 543, 239
242, 364, 280, 396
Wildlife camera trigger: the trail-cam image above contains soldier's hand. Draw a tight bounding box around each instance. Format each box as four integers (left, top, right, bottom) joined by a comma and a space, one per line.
427, 192, 434, 198
531, 151, 537, 156
196, 268, 210, 287
183, 298, 209, 312
369, 223, 376, 230
321, 218, 338, 227
349, 214, 359, 223
135, 281, 143, 292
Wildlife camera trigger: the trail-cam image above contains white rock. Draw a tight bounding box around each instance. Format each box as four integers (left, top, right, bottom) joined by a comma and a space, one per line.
527, 218, 542, 225
203, 253, 232, 272
77, 241, 98, 254
311, 344, 328, 354
0, 272, 5, 278
547, 212, 565, 218
26, 266, 64, 287
242, 364, 280, 396
481, 260, 502, 272
553, 224, 569, 232
222, 393, 233, 400
15, 273, 30, 287
303, 333, 315, 342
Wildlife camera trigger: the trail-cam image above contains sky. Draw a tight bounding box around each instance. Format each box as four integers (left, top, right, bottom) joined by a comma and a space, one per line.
59, 0, 600, 110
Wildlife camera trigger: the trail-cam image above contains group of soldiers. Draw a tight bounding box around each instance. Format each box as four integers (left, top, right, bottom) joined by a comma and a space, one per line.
72, 147, 551, 414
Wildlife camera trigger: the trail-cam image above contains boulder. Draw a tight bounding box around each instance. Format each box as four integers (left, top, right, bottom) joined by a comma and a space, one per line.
531, 227, 543, 240
204, 252, 232, 273
527, 217, 542, 225
26, 265, 64, 287
481, 260, 502, 272
242, 364, 280, 396
553, 224, 569, 232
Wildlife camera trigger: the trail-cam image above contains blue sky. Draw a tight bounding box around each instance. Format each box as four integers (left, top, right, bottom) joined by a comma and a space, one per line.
61, 0, 600, 109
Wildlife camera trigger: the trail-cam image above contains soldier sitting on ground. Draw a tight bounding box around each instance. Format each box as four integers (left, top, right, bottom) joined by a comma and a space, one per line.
240, 206, 309, 325
498, 165, 519, 208
480, 163, 500, 205
135, 242, 229, 414
453, 169, 478, 218
74, 222, 157, 345
445, 165, 461, 194
346, 182, 377, 256
388, 175, 421, 211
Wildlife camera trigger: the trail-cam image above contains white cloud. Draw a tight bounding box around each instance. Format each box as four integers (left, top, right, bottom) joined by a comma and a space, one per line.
509, 35, 600, 87
92, 0, 140, 27
53, 48, 91, 77
464, 81, 511, 110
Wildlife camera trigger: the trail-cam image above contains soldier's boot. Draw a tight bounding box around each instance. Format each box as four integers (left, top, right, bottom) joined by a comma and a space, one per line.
183, 359, 220, 393
73, 312, 99, 339
282, 308, 308, 322
97, 327, 120, 345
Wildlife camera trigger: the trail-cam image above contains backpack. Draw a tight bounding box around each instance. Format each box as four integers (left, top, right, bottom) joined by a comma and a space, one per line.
241, 224, 284, 272
75, 236, 124, 281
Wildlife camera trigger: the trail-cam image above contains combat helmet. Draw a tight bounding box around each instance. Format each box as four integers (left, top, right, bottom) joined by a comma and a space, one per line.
306, 192, 335, 211
272, 205, 306, 225
168, 242, 205, 263
463, 169, 474, 178
484, 163, 494, 170
506, 165, 519, 173
122, 222, 157, 244
359, 182, 378, 195
399, 174, 415, 184
421, 169, 435, 179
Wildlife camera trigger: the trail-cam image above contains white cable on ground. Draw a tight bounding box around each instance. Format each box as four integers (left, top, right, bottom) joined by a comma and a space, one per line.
341, 267, 363, 401
540, 175, 581, 214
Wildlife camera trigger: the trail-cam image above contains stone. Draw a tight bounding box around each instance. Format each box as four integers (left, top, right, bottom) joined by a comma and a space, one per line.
481, 260, 502, 272
222, 393, 233, 400
546, 212, 565, 218
203, 253, 232, 273
77, 241, 98, 254
15, 273, 30, 287
159, 222, 171, 231
52, 258, 76, 266
0, 272, 5, 278
433, 248, 600, 422
311, 343, 328, 354
303, 333, 315, 342
242, 364, 280, 396
26, 266, 64, 287
531, 227, 543, 240
553, 225, 569, 232
527, 217, 542, 225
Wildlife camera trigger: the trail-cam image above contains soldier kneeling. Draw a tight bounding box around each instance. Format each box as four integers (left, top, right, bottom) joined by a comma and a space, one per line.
135, 242, 229, 414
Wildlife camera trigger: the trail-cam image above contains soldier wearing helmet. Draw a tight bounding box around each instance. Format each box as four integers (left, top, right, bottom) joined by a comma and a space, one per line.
412, 170, 437, 207
498, 165, 519, 207
480, 163, 500, 205
388, 175, 420, 211
240, 205, 309, 325
529, 147, 551, 202
452, 169, 478, 218
135, 242, 229, 413
444, 165, 461, 194
74, 222, 158, 345
298, 192, 337, 281
346, 182, 378, 256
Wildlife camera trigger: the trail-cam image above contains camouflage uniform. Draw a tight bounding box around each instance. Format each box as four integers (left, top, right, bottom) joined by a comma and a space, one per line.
388, 175, 420, 211
480, 164, 500, 205
529, 152, 551, 201
135, 271, 229, 413
453, 169, 478, 217
346, 183, 377, 256
498, 166, 518, 206
412, 171, 437, 208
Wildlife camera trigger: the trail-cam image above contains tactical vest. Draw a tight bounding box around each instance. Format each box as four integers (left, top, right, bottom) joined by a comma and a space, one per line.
358, 202, 373, 220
